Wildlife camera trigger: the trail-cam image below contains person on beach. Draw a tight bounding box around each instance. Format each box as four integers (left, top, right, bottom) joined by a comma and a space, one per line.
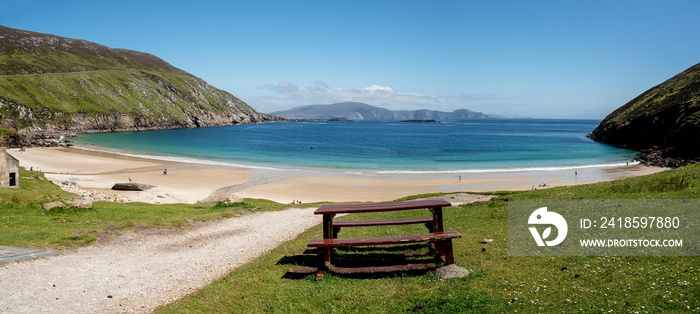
163, 169, 167, 175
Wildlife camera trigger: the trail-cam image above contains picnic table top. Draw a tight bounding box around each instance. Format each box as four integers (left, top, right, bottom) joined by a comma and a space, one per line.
314, 199, 451, 215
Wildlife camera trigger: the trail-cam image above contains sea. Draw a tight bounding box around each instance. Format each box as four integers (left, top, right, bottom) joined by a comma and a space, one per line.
71, 119, 639, 174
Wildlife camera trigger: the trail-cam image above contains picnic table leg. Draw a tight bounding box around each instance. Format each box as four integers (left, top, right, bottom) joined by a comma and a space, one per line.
316, 213, 333, 280
436, 239, 455, 265
425, 222, 434, 233
332, 226, 341, 238
430, 207, 444, 233
315, 248, 331, 280
322, 214, 336, 239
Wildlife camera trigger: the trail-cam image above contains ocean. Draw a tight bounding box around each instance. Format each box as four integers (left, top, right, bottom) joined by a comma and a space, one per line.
71, 119, 639, 173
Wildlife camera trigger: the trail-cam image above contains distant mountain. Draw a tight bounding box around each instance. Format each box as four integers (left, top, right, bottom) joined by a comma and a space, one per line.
589, 62, 700, 167
0, 25, 281, 147
270, 102, 489, 120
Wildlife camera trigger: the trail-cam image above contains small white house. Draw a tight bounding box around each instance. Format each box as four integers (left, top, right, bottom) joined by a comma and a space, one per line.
0, 147, 20, 188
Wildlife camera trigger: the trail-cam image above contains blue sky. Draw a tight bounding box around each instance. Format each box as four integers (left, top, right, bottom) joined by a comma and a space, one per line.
2, 0, 699, 118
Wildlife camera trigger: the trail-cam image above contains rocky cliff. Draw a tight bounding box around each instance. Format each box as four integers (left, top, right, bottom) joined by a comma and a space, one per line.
0, 25, 282, 146
589, 62, 700, 167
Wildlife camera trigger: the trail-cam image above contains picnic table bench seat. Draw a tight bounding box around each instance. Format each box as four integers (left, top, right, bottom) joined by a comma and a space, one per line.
308, 231, 461, 280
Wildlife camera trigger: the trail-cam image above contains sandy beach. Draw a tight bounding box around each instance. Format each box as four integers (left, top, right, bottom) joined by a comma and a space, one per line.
11, 146, 667, 204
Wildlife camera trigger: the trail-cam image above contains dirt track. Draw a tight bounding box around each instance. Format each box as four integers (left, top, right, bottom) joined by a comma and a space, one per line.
0, 194, 492, 313
0, 208, 321, 313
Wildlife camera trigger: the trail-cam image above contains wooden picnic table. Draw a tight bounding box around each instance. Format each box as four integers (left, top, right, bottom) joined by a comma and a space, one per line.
308, 199, 460, 280
314, 199, 451, 239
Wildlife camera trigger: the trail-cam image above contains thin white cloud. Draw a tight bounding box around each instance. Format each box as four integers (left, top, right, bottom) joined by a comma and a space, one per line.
251, 80, 564, 117
258, 81, 300, 94
257, 81, 491, 108
397, 91, 424, 97
362, 85, 394, 93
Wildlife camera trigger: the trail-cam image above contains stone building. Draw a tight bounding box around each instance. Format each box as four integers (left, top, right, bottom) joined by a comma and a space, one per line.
0, 147, 20, 188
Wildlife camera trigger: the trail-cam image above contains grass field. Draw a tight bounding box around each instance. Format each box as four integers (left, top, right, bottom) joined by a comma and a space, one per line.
1, 165, 699, 313
156, 164, 700, 313
0, 169, 322, 249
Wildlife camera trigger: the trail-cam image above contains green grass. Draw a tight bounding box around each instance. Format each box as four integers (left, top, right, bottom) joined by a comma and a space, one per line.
0, 169, 327, 249
2, 70, 195, 115
156, 164, 700, 313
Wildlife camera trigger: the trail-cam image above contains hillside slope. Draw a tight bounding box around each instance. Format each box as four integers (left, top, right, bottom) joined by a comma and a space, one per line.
0, 25, 281, 146
271, 102, 489, 120
589, 62, 700, 166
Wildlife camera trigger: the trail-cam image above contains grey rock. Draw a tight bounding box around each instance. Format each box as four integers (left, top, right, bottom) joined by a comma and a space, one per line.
111, 183, 156, 191
70, 199, 93, 209
42, 201, 66, 211
435, 264, 469, 280
218, 194, 244, 205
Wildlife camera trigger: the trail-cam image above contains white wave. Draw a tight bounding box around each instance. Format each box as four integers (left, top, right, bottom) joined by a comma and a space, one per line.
72, 145, 290, 171
376, 162, 639, 175
73, 144, 637, 175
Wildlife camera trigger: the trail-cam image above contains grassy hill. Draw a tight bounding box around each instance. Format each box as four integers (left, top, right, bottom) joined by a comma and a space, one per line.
589, 62, 700, 165
0, 25, 280, 146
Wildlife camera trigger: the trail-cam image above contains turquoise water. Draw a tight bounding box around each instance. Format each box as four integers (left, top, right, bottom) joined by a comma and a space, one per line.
72, 119, 639, 173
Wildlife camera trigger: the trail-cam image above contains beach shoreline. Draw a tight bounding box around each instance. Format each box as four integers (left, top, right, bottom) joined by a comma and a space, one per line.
10, 146, 667, 204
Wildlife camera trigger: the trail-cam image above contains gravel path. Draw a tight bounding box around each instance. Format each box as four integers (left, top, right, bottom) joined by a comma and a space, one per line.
0, 207, 321, 313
